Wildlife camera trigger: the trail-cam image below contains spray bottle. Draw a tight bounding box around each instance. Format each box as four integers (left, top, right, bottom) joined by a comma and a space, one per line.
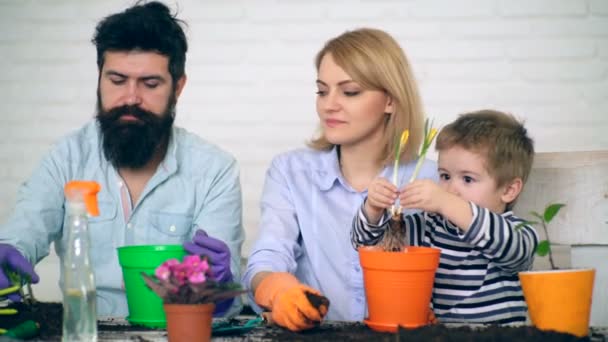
62, 181, 100, 342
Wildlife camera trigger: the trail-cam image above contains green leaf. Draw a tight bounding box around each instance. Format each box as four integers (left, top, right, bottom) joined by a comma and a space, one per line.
141, 272, 169, 299
530, 211, 544, 222
543, 203, 566, 223
536, 240, 551, 257
514, 220, 539, 230
394, 134, 400, 161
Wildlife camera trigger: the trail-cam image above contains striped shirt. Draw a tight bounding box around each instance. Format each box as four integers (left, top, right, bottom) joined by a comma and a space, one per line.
352, 202, 539, 324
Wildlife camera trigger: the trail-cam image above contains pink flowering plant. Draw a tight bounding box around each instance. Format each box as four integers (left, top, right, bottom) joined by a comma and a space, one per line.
141, 254, 245, 304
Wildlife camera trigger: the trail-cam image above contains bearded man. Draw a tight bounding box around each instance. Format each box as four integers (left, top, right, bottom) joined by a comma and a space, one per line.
0, 1, 244, 318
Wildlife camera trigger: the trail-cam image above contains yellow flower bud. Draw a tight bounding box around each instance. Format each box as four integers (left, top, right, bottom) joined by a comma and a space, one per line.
426, 128, 438, 145
399, 130, 410, 150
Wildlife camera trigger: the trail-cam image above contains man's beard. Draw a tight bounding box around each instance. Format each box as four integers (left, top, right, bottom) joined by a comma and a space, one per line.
96, 95, 176, 169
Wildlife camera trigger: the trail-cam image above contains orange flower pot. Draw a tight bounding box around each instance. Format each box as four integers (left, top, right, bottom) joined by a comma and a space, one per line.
359, 246, 441, 332
164, 303, 215, 342
519, 268, 595, 337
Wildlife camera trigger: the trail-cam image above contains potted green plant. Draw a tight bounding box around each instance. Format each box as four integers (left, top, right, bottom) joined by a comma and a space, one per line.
142, 254, 245, 342
518, 203, 596, 337
359, 119, 441, 332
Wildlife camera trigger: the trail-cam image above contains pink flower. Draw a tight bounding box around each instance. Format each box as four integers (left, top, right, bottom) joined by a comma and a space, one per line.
188, 271, 206, 284
155, 265, 171, 281
183, 254, 201, 266
142, 253, 244, 305
164, 259, 180, 267
173, 263, 190, 286
196, 258, 210, 274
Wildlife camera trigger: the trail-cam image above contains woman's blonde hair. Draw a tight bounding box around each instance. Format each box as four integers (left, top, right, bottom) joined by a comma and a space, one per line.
308, 28, 425, 165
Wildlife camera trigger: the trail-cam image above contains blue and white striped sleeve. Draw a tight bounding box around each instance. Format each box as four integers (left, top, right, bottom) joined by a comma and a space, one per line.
350, 201, 391, 249
458, 203, 539, 273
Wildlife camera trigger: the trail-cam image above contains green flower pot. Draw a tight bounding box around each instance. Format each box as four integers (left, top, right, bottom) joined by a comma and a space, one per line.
117, 244, 186, 328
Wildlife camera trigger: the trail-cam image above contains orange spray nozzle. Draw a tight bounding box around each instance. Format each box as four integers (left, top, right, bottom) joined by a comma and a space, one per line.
64, 181, 101, 216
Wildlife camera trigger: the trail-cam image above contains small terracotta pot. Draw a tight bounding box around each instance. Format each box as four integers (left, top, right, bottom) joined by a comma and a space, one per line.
519, 268, 595, 337
359, 246, 441, 332
163, 303, 215, 342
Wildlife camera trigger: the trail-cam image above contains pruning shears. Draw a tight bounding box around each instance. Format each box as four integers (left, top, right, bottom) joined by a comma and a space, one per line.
0, 281, 36, 316
0, 278, 40, 339
0, 285, 21, 315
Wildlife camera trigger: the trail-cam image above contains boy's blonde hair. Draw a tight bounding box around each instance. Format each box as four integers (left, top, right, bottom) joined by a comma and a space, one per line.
436, 109, 535, 209
308, 28, 424, 165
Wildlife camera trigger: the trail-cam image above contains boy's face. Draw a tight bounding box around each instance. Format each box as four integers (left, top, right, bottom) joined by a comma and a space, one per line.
438, 145, 511, 213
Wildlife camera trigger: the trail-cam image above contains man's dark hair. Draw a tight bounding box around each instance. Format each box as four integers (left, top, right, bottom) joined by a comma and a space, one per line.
92, 1, 188, 83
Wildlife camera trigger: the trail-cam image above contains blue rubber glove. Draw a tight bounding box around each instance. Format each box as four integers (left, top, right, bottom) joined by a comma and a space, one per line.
183, 229, 234, 316
0, 244, 39, 302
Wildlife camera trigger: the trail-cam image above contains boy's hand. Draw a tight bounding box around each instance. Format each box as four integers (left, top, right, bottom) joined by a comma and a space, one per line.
400, 179, 447, 213
402, 180, 474, 230
364, 177, 398, 223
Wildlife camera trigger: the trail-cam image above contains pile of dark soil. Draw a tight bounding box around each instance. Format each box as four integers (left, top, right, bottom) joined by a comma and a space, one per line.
0, 302, 596, 341
1, 302, 160, 341
396, 324, 590, 342
257, 321, 590, 342
1, 302, 62, 339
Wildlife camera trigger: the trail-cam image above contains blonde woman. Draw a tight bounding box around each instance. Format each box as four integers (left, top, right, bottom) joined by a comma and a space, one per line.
243, 28, 438, 331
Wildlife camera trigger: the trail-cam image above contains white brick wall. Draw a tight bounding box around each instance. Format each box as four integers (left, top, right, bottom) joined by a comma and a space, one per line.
1, 0, 607, 301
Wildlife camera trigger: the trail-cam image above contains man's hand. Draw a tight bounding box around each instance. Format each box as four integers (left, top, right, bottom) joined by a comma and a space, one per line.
0, 244, 39, 302
183, 229, 232, 282
255, 272, 329, 332
364, 177, 398, 224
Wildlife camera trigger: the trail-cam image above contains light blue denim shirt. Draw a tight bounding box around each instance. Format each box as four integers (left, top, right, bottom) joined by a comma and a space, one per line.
0, 121, 244, 318
243, 147, 438, 321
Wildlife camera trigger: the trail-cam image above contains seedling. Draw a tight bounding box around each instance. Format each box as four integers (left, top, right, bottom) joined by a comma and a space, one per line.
380, 118, 438, 252
518, 203, 566, 270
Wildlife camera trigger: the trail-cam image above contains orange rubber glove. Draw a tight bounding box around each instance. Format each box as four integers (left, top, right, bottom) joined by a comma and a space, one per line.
254, 272, 328, 331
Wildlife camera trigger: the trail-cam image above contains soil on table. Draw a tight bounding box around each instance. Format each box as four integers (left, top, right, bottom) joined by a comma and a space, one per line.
304, 292, 329, 311
1, 302, 596, 341
1, 302, 62, 339
1, 302, 156, 341
260, 322, 592, 342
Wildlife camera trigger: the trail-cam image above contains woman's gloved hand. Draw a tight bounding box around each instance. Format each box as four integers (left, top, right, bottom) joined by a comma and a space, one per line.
255, 272, 329, 332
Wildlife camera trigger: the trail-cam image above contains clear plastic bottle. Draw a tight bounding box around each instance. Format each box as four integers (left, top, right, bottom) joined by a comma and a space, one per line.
62, 181, 101, 342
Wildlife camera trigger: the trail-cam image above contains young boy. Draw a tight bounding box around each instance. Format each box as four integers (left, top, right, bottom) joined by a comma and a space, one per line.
352, 109, 538, 324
